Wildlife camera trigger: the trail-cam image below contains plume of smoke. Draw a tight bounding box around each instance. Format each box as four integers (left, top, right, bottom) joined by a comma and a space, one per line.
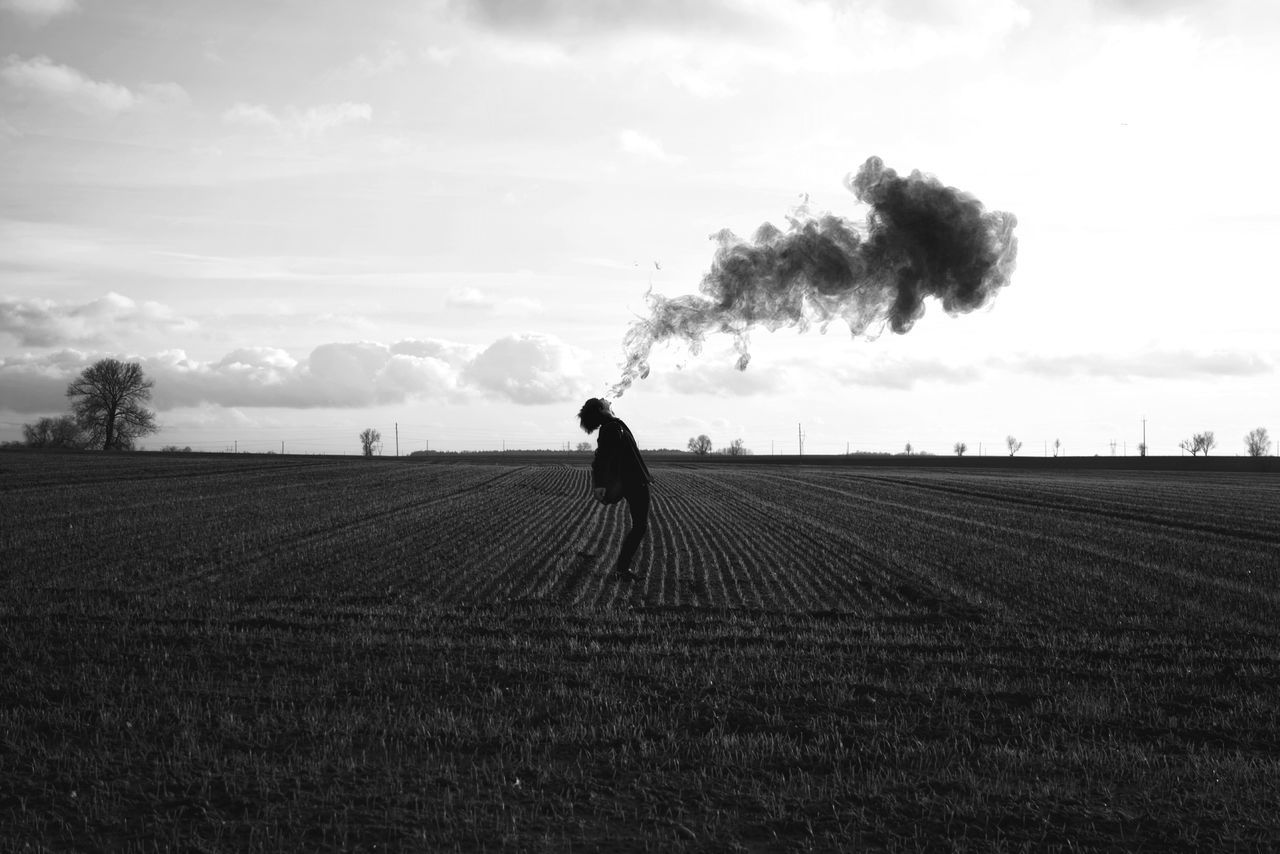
609, 156, 1018, 397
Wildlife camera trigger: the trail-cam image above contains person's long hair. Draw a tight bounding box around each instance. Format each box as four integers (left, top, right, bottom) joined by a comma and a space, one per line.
578, 398, 609, 433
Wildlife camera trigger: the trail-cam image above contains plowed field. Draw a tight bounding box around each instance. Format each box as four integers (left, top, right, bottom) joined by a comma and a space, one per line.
2, 452, 1278, 851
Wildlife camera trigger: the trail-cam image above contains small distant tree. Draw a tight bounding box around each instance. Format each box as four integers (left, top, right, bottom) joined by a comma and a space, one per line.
22, 415, 86, 449
360, 428, 382, 457
1053, 438, 1061, 458
575, 441, 593, 452
1244, 427, 1270, 457
687, 434, 712, 455
954, 441, 967, 457
904, 442, 913, 456
1006, 435, 1022, 456
66, 358, 157, 450
723, 438, 751, 456
1179, 431, 1217, 457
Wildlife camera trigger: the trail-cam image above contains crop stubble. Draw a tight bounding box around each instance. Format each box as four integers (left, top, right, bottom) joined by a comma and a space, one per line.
1, 452, 1278, 851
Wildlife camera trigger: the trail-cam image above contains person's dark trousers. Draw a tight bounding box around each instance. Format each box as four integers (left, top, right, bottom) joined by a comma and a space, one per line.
616, 481, 650, 573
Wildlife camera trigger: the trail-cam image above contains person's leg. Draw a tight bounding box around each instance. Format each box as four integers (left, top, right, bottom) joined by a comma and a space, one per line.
615, 481, 650, 575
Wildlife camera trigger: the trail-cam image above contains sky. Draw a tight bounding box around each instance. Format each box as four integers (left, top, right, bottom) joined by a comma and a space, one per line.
1, 0, 1277, 456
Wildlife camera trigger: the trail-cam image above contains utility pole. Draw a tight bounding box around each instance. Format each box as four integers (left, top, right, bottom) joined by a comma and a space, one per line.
395, 422, 399, 457
281, 440, 284, 455
1141, 416, 1147, 456
797, 423, 805, 457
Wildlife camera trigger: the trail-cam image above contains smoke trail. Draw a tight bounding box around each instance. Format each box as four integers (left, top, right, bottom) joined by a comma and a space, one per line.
609, 156, 1018, 397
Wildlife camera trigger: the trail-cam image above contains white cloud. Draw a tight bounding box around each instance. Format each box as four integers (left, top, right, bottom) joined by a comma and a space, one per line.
0, 54, 186, 115
450, 0, 766, 39
832, 357, 982, 390
445, 286, 493, 309
389, 339, 475, 362
221, 101, 372, 136
449, 0, 1031, 84
0, 0, 79, 24
659, 361, 790, 397
444, 286, 544, 316
1, 54, 133, 113
222, 102, 280, 129
215, 347, 299, 372
338, 43, 408, 78
0, 292, 196, 348
144, 341, 472, 409
463, 333, 590, 404
422, 45, 460, 66
663, 63, 736, 99
618, 129, 683, 163
297, 101, 372, 135
1001, 350, 1274, 381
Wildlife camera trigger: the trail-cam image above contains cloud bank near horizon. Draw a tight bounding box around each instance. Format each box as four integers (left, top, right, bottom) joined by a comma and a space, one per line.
0, 291, 590, 413
0, 334, 590, 414
3, 341, 1272, 416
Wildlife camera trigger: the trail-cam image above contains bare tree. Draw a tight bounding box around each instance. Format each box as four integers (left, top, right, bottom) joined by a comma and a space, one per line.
360, 428, 382, 457
904, 442, 913, 456
66, 359, 157, 450
1006, 435, 1022, 456
954, 441, 967, 456
722, 438, 751, 456
1179, 431, 1217, 457
1053, 438, 1061, 457
1198, 432, 1216, 455
1244, 427, 1270, 457
575, 441, 593, 452
687, 434, 712, 455
22, 415, 87, 449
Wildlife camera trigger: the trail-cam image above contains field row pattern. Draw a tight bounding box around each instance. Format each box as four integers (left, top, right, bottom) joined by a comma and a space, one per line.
3, 456, 1278, 630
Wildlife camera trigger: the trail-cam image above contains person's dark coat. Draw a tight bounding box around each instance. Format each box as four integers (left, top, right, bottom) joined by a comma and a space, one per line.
591, 416, 652, 492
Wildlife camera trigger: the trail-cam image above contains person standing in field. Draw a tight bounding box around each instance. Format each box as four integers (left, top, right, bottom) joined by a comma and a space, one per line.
578, 397, 653, 581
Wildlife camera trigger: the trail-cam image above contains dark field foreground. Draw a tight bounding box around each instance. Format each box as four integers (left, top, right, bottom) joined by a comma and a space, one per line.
2, 452, 1279, 851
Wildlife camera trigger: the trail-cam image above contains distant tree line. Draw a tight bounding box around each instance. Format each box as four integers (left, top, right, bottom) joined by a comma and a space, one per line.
686, 435, 752, 456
